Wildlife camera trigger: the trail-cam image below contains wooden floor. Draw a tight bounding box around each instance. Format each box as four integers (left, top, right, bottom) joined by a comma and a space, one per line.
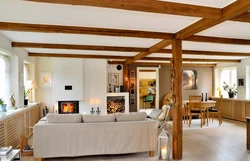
22, 119, 250, 161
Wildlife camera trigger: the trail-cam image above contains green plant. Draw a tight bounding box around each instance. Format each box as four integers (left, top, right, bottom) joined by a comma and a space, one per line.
24, 88, 31, 99
222, 82, 237, 95
0, 98, 5, 105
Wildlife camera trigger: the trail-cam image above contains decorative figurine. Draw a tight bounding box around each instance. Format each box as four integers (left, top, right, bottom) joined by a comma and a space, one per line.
90, 107, 95, 115
96, 107, 101, 115
10, 93, 16, 108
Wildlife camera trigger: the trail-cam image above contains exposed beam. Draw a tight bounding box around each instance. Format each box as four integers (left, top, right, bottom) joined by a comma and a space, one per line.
0, 22, 174, 39
176, 1, 250, 39
28, 52, 241, 63
124, 40, 173, 64
185, 35, 250, 45
108, 61, 216, 67
12, 42, 148, 52
231, 12, 250, 23
28, 53, 132, 59
142, 57, 241, 63
26, 0, 221, 19
14, 42, 250, 57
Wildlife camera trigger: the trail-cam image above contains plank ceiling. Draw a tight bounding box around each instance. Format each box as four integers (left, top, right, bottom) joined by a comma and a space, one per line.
0, 0, 250, 65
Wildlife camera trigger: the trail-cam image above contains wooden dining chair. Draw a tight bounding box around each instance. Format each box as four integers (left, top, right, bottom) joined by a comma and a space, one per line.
188, 95, 208, 128
209, 95, 223, 126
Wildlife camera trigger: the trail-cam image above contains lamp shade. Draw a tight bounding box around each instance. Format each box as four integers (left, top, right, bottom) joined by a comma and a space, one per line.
27, 80, 37, 89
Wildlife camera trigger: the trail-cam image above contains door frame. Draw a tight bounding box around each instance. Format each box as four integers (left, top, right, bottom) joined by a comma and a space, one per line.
137, 67, 159, 111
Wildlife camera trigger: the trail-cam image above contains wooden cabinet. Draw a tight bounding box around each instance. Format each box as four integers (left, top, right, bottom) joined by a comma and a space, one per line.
213, 97, 250, 122
0, 104, 40, 148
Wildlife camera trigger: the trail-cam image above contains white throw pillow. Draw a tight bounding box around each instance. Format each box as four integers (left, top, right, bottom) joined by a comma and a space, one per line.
82, 114, 116, 123
115, 112, 147, 122
46, 113, 82, 123
149, 109, 162, 120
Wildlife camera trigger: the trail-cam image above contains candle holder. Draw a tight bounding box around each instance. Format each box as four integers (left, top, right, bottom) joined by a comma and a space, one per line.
90, 107, 95, 115
158, 124, 170, 160
96, 107, 101, 115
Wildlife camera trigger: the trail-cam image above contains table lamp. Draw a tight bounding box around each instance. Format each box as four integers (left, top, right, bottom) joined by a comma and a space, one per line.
27, 80, 37, 103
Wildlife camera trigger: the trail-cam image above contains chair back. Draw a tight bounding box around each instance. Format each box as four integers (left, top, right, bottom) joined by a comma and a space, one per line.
217, 95, 223, 111
145, 95, 154, 101
189, 95, 202, 111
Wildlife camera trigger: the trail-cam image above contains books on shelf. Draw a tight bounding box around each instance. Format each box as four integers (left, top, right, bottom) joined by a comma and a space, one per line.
0, 146, 12, 156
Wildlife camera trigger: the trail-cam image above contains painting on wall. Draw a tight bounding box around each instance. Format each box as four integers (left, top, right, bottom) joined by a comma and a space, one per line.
238, 78, 244, 87
108, 73, 119, 85
182, 70, 198, 90
39, 72, 53, 88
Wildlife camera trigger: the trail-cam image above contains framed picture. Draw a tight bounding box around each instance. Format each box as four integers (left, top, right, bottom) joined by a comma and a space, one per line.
108, 73, 119, 85
39, 72, 52, 88
182, 70, 198, 90
238, 78, 244, 87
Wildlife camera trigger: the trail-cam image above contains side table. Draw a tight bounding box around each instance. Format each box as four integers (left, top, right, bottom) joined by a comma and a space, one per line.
0, 149, 20, 161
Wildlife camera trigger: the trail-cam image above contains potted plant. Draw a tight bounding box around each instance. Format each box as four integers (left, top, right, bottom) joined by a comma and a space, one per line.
222, 82, 237, 98
0, 98, 7, 113
24, 88, 31, 106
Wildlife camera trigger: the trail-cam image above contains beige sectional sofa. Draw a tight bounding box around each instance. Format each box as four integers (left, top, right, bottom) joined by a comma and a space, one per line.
33, 112, 157, 159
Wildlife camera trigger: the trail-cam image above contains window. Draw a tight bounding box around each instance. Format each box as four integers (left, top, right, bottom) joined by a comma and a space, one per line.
23, 63, 29, 88
0, 55, 10, 102
216, 67, 237, 98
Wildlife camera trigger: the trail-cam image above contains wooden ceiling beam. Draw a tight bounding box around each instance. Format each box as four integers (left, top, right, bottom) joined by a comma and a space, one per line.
231, 12, 250, 23
141, 57, 240, 63
14, 42, 250, 57
176, 1, 250, 39
185, 35, 250, 45
108, 61, 216, 67
12, 42, 148, 52
25, 0, 221, 19
124, 40, 173, 64
0, 22, 174, 39
29, 52, 240, 63
28, 53, 132, 59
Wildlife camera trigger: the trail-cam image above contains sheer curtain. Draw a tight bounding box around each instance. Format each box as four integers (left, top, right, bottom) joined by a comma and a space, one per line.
0, 55, 10, 104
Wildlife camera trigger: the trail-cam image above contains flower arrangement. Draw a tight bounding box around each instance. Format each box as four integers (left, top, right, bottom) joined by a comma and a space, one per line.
222, 82, 237, 98
0, 98, 5, 105
24, 88, 31, 99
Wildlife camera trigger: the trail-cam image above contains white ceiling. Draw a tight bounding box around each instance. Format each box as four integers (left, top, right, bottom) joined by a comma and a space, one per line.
0, 0, 248, 64
0, 0, 199, 33
160, 0, 236, 8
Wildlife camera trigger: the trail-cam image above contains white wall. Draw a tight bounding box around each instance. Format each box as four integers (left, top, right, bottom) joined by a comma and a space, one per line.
35, 57, 53, 111
82, 59, 107, 114
0, 33, 35, 107
107, 64, 123, 92
215, 59, 250, 99
139, 72, 156, 79
53, 58, 83, 101
35, 58, 107, 114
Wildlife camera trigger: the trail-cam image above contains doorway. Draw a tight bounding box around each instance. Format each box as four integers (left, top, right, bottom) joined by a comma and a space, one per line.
137, 67, 159, 112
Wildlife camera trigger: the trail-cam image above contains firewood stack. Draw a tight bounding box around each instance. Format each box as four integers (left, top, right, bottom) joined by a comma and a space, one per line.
107, 99, 125, 114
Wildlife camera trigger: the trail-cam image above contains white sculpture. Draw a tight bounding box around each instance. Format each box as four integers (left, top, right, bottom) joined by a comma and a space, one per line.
10, 93, 16, 108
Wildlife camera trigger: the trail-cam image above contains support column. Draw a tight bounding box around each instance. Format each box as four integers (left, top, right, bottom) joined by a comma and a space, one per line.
172, 39, 183, 160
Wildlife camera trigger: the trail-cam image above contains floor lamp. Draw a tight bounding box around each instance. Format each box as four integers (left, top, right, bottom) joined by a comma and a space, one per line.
28, 80, 37, 103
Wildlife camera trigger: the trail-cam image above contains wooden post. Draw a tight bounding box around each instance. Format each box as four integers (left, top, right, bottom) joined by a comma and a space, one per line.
172, 39, 183, 160
123, 64, 128, 92
246, 117, 250, 150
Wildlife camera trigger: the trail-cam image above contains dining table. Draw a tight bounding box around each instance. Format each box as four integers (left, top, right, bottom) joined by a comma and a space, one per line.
182, 100, 217, 124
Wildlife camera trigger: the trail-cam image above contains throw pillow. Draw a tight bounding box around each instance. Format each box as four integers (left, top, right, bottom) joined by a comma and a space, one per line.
149, 109, 162, 120
157, 105, 168, 121
115, 112, 147, 122
82, 114, 116, 123
46, 113, 82, 123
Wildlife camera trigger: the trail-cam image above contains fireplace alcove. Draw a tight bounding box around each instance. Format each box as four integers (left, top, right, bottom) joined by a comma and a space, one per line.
58, 101, 79, 114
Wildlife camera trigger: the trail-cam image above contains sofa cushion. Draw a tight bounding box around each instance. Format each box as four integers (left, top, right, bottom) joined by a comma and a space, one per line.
157, 105, 168, 121
82, 114, 115, 123
46, 113, 82, 123
115, 112, 147, 122
149, 109, 162, 120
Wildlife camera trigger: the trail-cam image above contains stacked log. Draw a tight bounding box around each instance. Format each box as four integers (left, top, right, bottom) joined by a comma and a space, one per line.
107, 99, 125, 114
